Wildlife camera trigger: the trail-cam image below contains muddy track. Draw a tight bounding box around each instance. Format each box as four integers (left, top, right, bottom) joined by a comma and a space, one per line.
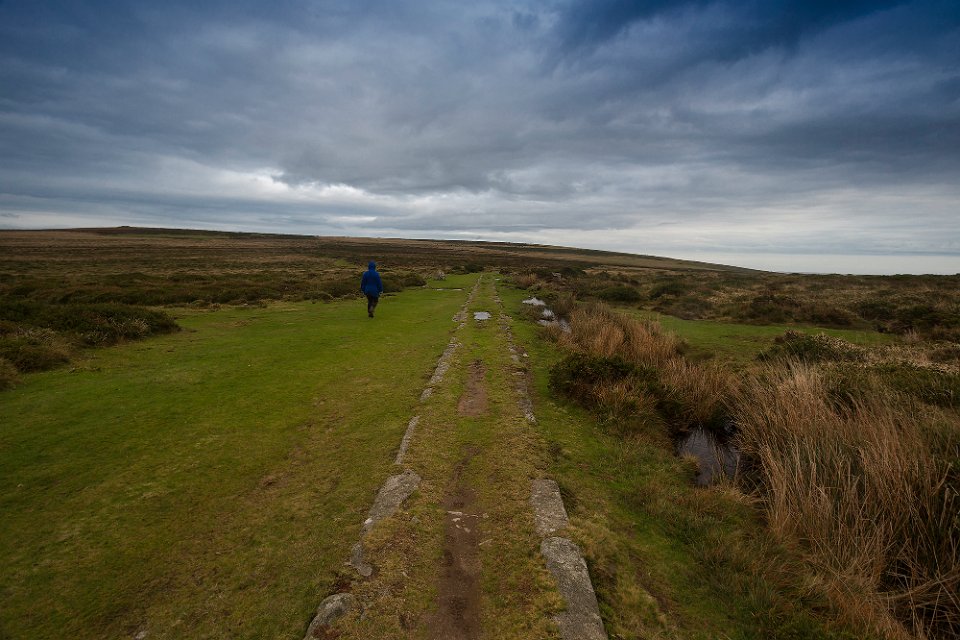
427, 448, 482, 639
457, 360, 488, 417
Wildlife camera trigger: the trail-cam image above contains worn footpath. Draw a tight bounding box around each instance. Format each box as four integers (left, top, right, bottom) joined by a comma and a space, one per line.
303, 275, 607, 639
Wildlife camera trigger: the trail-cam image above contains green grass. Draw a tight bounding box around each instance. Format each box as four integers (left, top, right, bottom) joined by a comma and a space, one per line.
499, 284, 868, 640
0, 278, 476, 640
630, 310, 896, 366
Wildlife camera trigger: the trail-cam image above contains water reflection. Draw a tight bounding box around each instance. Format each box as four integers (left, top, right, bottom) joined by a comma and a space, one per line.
676, 427, 740, 486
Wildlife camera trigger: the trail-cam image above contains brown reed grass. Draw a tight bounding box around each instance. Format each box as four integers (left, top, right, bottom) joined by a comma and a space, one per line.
551, 301, 959, 637
734, 364, 960, 639
554, 303, 735, 429
511, 273, 540, 289
557, 303, 683, 367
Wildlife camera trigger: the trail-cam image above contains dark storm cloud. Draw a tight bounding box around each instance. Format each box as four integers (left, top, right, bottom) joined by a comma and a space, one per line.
0, 0, 958, 272
555, 0, 909, 57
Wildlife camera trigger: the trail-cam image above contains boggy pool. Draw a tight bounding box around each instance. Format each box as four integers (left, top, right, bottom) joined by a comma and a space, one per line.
676, 422, 741, 486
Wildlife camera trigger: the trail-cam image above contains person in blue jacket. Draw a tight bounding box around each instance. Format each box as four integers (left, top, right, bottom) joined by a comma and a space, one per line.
360, 261, 384, 318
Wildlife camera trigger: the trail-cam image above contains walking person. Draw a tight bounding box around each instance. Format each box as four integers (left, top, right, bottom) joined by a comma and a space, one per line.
360, 261, 383, 318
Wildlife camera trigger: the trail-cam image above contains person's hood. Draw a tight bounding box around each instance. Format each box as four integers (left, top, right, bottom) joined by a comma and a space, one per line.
368, 261, 376, 270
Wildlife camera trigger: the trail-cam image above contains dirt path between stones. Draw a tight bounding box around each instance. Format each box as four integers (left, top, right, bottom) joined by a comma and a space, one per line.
429, 358, 490, 638
457, 360, 488, 416
426, 448, 482, 639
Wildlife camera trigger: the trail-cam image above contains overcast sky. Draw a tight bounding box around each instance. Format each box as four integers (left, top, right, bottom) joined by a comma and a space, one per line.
1, 1, 958, 273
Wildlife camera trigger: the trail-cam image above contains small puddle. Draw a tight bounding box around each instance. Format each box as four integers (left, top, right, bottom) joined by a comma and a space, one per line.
676, 426, 740, 486
538, 317, 571, 333
522, 297, 570, 333
473, 311, 491, 321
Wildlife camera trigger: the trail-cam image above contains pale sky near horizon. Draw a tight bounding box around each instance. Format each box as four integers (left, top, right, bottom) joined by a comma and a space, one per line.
1, 1, 958, 274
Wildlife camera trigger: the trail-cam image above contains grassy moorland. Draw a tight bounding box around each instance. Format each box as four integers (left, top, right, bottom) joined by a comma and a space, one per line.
0, 278, 475, 638
501, 285, 859, 640
527, 267, 960, 342
512, 271, 959, 639
0, 227, 734, 388
1, 227, 958, 639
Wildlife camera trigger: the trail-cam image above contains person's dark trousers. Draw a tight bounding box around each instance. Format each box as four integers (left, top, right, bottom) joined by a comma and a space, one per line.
366, 294, 379, 317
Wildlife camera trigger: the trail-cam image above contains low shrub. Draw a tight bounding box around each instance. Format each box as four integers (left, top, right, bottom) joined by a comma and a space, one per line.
895, 304, 959, 334
546, 292, 576, 318
398, 272, 426, 287
653, 294, 714, 320
0, 329, 71, 372
0, 356, 19, 389
856, 298, 896, 323
597, 285, 641, 303
0, 301, 179, 378
649, 281, 689, 299
0, 301, 178, 342
381, 271, 426, 293
802, 302, 857, 327
549, 353, 648, 405
928, 324, 960, 343
548, 353, 665, 437
743, 293, 803, 324
319, 277, 358, 298
833, 362, 960, 409
452, 262, 484, 274
758, 330, 865, 364
305, 290, 334, 302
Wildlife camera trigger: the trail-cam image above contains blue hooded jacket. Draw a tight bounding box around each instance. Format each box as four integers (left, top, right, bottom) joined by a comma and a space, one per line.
360, 261, 383, 297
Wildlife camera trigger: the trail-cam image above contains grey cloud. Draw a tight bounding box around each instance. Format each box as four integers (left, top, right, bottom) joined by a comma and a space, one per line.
0, 0, 958, 272
554, 0, 910, 59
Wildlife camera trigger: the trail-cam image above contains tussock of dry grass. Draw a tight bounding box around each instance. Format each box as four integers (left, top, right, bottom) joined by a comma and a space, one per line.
511, 273, 540, 289
551, 303, 736, 431
558, 303, 683, 367
659, 358, 734, 428
734, 364, 960, 640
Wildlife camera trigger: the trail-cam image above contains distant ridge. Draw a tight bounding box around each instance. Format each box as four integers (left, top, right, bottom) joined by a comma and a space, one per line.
54, 226, 761, 274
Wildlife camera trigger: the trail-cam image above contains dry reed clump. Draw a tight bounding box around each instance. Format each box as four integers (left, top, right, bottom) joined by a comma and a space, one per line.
734, 363, 960, 640
511, 273, 540, 289
551, 303, 736, 431
557, 303, 683, 367
659, 358, 734, 428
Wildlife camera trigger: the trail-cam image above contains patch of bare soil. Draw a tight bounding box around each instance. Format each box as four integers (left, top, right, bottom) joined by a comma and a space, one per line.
457, 360, 488, 416
424, 448, 482, 640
